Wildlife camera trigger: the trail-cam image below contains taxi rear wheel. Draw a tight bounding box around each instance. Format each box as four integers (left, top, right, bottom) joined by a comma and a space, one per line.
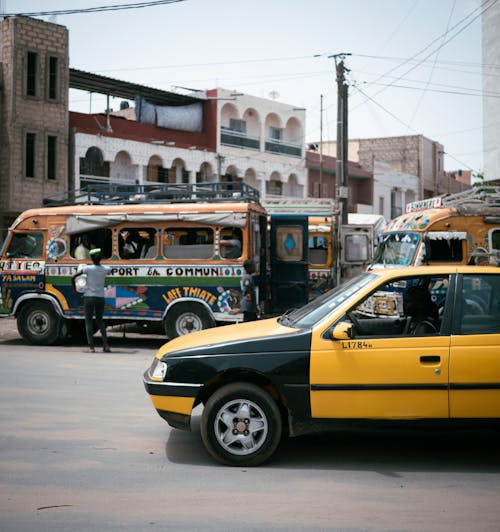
201, 383, 282, 467
164, 303, 214, 339
17, 301, 61, 345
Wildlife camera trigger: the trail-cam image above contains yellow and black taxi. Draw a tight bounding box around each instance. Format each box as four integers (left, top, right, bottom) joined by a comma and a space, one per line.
144, 265, 500, 466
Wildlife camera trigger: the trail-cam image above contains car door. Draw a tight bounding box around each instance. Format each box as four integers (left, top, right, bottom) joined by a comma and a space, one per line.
310, 274, 452, 420
449, 272, 500, 418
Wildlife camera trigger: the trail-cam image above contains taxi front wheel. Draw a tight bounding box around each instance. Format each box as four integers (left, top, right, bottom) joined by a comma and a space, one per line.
201, 383, 282, 467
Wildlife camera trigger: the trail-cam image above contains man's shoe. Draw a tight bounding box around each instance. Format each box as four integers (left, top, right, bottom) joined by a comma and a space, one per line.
103, 346, 111, 353
89, 347, 95, 353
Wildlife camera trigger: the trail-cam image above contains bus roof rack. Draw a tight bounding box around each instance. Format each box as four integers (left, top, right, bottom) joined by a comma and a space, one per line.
42, 181, 260, 207
406, 186, 500, 215
441, 186, 500, 209
262, 197, 337, 216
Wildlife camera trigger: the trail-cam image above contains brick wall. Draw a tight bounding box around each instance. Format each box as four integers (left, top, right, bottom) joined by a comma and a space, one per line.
0, 16, 69, 220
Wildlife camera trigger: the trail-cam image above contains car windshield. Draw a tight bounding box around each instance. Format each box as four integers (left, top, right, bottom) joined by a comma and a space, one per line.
372, 232, 420, 266
279, 272, 377, 329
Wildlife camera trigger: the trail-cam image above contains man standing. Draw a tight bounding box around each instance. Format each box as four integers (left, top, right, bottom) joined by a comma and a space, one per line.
240, 259, 258, 322
72, 248, 111, 353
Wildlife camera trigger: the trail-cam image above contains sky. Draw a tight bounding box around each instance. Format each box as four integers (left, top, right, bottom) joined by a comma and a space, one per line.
4, 0, 486, 174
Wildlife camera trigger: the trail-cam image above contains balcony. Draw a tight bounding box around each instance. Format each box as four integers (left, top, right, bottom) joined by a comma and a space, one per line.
220, 127, 260, 150
265, 139, 302, 157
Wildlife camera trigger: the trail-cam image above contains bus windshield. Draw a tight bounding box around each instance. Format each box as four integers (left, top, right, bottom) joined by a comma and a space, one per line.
372, 232, 420, 267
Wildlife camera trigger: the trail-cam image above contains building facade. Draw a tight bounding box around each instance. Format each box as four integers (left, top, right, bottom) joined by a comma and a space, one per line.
0, 16, 69, 232
306, 150, 373, 213
70, 87, 307, 201
319, 135, 469, 200
482, 0, 500, 181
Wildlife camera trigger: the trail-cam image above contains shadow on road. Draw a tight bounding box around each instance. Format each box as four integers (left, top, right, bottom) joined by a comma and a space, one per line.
165, 415, 500, 472
0, 321, 167, 352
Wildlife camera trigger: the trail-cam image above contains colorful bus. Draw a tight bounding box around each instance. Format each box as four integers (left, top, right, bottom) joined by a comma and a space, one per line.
371, 187, 500, 268
0, 183, 289, 345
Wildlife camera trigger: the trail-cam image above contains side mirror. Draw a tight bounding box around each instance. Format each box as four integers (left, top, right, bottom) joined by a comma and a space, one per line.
331, 321, 353, 340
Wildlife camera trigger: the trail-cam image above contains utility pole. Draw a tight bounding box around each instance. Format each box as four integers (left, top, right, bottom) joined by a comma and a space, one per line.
331, 53, 350, 225
319, 94, 323, 197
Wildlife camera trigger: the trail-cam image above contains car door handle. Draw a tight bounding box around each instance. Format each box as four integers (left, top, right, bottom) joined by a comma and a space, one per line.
420, 355, 440, 364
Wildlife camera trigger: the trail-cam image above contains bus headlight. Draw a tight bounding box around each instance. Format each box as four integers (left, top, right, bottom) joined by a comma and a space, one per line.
149, 358, 167, 380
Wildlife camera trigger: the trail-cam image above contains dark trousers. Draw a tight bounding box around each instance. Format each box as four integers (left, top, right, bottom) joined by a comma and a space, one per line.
243, 311, 258, 322
83, 296, 107, 347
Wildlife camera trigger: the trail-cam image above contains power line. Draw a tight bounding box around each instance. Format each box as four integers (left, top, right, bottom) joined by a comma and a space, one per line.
351, 84, 479, 172
405, 0, 457, 132
361, 81, 500, 99
351, 0, 497, 111
3, 0, 185, 17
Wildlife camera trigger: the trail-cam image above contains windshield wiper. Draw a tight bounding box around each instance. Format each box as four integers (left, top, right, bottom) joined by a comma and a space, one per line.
278, 307, 297, 326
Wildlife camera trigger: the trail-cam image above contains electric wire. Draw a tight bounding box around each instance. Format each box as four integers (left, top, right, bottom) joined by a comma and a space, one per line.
405, 0, 457, 132
3, 0, 185, 17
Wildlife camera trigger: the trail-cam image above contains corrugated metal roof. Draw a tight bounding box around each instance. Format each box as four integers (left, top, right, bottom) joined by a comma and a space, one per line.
69, 68, 204, 106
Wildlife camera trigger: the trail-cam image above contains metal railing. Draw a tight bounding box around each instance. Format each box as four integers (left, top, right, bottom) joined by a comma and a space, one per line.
220, 128, 260, 150
42, 181, 261, 207
265, 139, 302, 157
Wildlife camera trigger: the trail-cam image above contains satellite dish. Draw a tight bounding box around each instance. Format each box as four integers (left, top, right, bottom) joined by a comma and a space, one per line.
269, 90, 280, 100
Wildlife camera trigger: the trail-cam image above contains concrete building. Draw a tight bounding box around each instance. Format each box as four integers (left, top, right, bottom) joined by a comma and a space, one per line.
70, 85, 306, 201
373, 161, 419, 220
482, 0, 500, 181
319, 135, 469, 200
0, 16, 69, 232
306, 150, 373, 213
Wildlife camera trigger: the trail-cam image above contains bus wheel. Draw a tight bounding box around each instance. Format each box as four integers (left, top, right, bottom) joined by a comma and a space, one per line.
17, 301, 61, 345
165, 303, 214, 339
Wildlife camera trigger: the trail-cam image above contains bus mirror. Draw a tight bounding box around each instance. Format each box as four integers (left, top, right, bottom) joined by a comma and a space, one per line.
331, 321, 353, 340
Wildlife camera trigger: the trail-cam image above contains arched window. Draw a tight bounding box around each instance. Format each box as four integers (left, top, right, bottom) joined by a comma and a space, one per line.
147, 155, 167, 183
80, 147, 108, 177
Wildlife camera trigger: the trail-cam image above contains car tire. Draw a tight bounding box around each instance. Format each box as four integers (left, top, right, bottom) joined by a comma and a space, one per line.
17, 301, 61, 345
164, 303, 214, 339
201, 383, 282, 467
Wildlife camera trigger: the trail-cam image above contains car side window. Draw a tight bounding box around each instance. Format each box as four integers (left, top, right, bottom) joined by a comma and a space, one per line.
459, 274, 500, 335
346, 275, 449, 338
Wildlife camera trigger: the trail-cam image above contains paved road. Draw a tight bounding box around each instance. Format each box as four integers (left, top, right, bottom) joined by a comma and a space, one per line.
1, 317, 500, 531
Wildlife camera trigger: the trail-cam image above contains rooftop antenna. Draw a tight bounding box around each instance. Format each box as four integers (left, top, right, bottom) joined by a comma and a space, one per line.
0, 0, 5, 18
269, 90, 280, 100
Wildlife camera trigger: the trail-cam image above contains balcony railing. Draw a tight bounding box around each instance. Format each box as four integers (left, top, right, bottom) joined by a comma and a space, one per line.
220, 127, 260, 150
265, 139, 302, 157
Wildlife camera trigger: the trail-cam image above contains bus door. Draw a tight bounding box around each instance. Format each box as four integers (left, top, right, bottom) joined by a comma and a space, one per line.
270, 216, 309, 313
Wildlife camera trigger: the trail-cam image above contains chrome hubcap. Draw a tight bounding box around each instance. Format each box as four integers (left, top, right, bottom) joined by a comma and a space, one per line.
214, 399, 268, 456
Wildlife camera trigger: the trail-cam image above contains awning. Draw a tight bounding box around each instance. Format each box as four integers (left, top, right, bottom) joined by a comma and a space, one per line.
425, 231, 467, 240
65, 212, 247, 234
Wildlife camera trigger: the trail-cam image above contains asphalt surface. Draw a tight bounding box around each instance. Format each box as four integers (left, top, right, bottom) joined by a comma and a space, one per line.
1, 317, 500, 532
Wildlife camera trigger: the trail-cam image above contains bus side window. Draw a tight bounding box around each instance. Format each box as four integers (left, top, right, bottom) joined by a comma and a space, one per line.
118, 227, 157, 259
163, 227, 214, 259
220, 227, 242, 259
70, 229, 113, 259
6, 233, 44, 259
427, 238, 463, 262
309, 235, 328, 265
